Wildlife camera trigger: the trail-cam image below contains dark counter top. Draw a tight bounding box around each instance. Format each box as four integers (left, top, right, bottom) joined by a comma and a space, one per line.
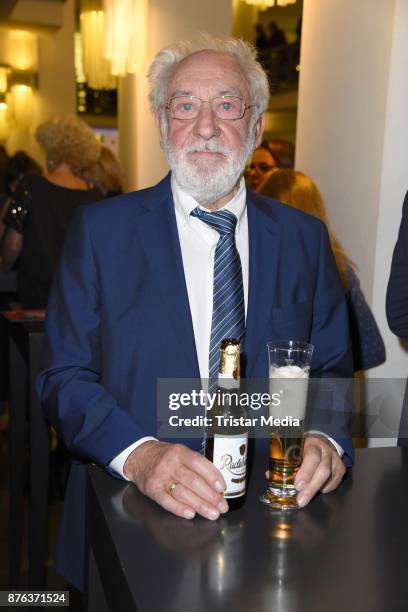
87, 447, 408, 612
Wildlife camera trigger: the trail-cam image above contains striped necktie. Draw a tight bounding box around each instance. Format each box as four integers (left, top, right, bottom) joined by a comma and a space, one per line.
191, 207, 245, 391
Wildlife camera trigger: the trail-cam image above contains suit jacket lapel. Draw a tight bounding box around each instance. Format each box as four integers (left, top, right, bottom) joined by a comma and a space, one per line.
133, 176, 200, 379
244, 193, 281, 377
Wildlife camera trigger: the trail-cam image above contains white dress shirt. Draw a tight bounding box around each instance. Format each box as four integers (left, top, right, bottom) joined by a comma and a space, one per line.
109, 176, 343, 478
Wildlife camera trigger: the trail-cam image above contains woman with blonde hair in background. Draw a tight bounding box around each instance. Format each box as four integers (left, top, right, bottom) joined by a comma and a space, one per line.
82, 145, 125, 197
260, 169, 386, 372
1, 116, 103, 308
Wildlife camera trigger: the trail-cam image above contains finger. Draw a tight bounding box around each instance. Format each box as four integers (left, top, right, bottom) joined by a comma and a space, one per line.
294, 443, 322, 491
175, 464, 228, 512
296, 455, 332, 507
185, 449, 227, 493
171, 481, 224, 520
155, 488, 197, 520
321, 455, 346, 493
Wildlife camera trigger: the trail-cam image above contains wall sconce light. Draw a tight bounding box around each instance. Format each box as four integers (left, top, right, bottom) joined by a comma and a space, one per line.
0, 94, 9, 141
0, 66, 9, 94
8, 70, 38, 89
7, 70, 37, 129
0, 29, 39, 132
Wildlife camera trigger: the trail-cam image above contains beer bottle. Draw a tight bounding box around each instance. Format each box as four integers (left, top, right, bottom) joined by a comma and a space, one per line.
205, 338, 248, 510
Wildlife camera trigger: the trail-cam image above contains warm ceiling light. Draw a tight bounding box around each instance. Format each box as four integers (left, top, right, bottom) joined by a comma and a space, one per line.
103, 0, 149, 76
80, 10, 116, 89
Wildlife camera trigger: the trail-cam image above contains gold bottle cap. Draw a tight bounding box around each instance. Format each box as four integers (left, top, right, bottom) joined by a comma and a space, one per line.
219, 338, 240, 379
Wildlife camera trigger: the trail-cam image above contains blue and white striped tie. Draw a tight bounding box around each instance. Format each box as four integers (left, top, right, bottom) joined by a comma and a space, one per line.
191, 207, 245, 391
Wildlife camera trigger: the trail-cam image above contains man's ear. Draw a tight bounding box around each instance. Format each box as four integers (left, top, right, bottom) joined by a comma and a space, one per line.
155, 111, 165, 144
253, 112, 266, 147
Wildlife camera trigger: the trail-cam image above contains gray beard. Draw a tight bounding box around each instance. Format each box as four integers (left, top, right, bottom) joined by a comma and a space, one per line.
162, 130, 257, 205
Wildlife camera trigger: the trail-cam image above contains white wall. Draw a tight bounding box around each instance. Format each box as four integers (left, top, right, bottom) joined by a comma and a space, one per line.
118, 0, 232, 191
296, 0, 408, 443
372, 0, 408, 380
296, 0, 395, 302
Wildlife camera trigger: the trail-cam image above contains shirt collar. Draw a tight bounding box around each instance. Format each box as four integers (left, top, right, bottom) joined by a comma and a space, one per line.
171, 173, 247, 231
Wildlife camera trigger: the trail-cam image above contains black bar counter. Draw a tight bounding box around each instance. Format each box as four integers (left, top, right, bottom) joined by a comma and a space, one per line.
86, 447, 408, 612
1, 309, 48, 590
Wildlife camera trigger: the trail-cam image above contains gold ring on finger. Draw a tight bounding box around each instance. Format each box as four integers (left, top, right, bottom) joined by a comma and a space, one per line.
167, 480, 180, 496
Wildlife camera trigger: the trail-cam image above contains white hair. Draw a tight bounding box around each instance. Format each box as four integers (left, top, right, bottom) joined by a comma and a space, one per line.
148, 33, 270, 120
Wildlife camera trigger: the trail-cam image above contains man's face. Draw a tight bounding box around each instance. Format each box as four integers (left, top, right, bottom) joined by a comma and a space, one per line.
157, 50, 265, 204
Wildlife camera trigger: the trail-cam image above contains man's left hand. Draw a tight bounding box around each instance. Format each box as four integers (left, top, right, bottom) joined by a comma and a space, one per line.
294, 435, 346, 507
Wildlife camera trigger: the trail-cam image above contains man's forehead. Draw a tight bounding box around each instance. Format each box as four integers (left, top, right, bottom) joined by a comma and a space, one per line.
167, 50, 249, 96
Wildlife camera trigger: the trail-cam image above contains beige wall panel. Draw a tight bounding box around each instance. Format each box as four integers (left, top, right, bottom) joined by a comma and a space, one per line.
118, 0, 232, 191
7, 0, 76, 162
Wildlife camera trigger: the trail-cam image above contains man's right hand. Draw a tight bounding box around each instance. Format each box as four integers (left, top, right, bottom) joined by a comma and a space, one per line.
123, 440, 229, 521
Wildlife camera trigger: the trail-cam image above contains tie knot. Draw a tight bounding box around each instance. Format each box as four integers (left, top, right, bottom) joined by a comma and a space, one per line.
191, 207, 238, 236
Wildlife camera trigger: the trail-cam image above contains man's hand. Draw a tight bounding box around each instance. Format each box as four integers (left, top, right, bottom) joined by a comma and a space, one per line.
123, 440, 229, 521
294, 435, 346, 507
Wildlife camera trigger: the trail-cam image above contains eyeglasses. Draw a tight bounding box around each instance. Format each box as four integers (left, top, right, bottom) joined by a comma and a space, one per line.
248, 162, 277, 172
165, 95, 253, 121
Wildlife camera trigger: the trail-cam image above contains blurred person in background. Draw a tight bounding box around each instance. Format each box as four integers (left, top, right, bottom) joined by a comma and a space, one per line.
0, 145, 10, 195
267, 21, 287, 49
1, 116, 103, 308
246, 139, 294, 192
0, 151, 41, 428
260, 169, 386, 372
0, 151, 42, 244
254, 23, 269, 66
81, 144, 124, 197
264, 138, 295, 170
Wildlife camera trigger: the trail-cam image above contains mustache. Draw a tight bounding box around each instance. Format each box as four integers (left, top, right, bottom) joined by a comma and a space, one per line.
183, 142, 233, 157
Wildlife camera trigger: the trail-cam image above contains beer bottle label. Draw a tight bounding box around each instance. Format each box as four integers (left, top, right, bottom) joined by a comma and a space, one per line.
213, 433, 248, 498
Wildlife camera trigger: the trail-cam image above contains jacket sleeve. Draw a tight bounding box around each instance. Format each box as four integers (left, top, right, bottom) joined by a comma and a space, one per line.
386, 192, 408, 339
36, 207, 151, 474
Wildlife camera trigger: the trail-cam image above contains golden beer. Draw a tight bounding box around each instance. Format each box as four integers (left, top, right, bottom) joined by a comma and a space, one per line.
260, 340, 314, 510
267, 425, 304, 508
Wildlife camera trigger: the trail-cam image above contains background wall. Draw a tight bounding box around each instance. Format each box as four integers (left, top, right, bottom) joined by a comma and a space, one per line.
119, 0, 232, 191
296, 0, 408, 443
7, 0, 76, 163
296, 0, 395, 302
232, 0, 258, 42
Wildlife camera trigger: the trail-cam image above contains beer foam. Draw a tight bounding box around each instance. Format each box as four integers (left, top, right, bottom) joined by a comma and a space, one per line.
269, 365, 309, 379
269, 365, 309, 420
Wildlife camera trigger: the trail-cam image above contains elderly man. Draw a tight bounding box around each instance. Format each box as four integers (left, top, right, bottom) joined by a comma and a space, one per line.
38, 35, 353, 592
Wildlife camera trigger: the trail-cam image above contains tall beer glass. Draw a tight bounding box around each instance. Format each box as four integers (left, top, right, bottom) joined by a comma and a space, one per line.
260, 340, 314, 510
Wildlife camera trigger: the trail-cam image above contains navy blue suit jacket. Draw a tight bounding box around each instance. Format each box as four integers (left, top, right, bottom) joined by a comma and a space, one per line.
37, 174, 353, 591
